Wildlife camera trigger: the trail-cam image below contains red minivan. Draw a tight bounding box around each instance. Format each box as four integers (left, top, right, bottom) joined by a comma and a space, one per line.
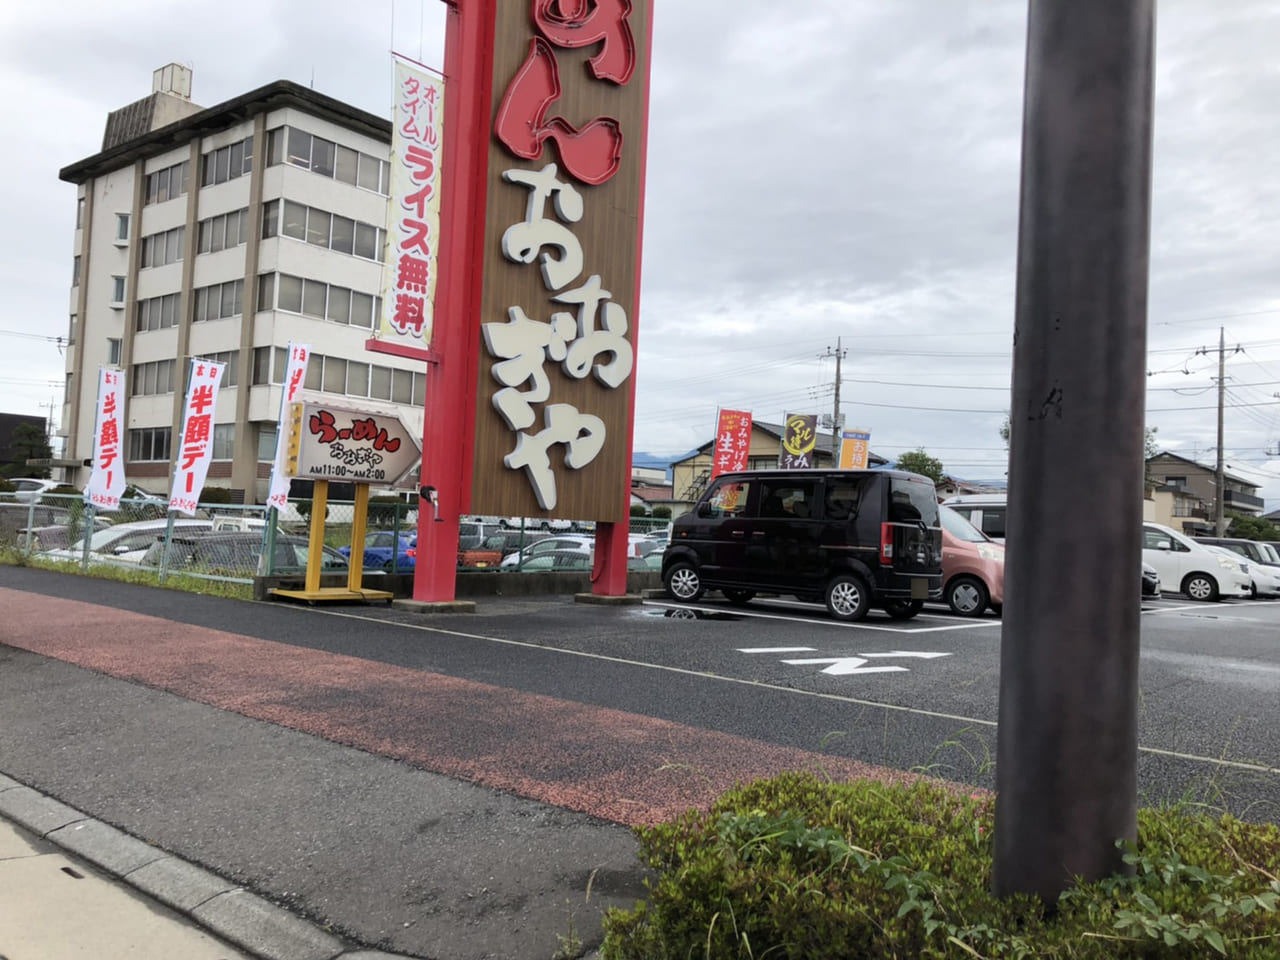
938, 504, 1005, 617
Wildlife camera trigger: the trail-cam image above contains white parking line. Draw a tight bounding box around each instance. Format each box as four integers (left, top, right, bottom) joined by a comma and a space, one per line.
641, 600, 999, 633
304, 605, 1280, 778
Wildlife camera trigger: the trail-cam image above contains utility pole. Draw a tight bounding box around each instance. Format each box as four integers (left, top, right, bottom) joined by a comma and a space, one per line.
1215, 327, 1226, 535
821, 338, 846, 457
996, 0, 1154, 901
1199, 327, 1241, 535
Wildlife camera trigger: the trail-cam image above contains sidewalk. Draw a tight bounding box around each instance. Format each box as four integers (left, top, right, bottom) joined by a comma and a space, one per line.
0, 781, 408, 960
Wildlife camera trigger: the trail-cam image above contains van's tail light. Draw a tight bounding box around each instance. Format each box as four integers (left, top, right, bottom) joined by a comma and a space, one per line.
880, 523, 894, 564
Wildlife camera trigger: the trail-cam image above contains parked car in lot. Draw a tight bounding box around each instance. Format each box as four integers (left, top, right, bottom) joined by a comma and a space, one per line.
143, 532, 349, 576
1141, 562, 1162, 599
1195, 537, 1280, 599
941, 494, 1006, 542
662, 468, 943, 622
1141, 522, 1251, 601
458, 529, 547, 569
2, 478, 62, 503
937, 504, 1004, 617
501, 516, 573, 532
500, 534, 593, 568
337, 531, 416, 571
40, 518, 214, 565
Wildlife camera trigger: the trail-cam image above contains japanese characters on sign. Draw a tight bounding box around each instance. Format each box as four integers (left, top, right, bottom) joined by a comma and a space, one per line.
84, 367, 125, 510
839, 429, 872, 470
475, 0, 649, 517
285, 401, 422, 486
380, 58, 445, 342
711, 409, 753, 479
266, 342, 310, 512
168, 359, 226, 515
778, 413, 818, 470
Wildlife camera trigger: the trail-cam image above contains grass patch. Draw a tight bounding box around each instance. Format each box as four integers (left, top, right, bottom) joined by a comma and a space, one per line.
8, 551, 253, 601
602, 772, 1280, 959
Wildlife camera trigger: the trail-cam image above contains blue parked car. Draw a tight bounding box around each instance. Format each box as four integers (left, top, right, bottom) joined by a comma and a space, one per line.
338, 531, 416, 571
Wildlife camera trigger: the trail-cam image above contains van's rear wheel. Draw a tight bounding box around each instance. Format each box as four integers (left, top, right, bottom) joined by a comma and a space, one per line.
722, 588, 755, 606
825, 574, 871, 622
664, 561, 704, 602
883, 598, 923, 620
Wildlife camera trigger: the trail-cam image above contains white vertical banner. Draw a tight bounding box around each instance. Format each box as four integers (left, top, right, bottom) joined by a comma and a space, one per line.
379, 56, 445, 344
83, 366, 126, 510
168, 358, 227, 516
266, 342, 311, 511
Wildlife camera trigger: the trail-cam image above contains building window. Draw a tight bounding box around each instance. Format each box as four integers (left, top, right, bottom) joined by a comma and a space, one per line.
256, 423, 277, 461
64, 373, 74, 403
72, 255, 81, 287
115, 213, 130, 244
131, 359, 176, 396
107, 338, 122, 365
267, 272, 380, 328
197, 208, 249, 254
68, 314, 77, 346
256, 273, 275, 312
76, 196, 85, 228
140, 226, 184, 268
201, 136, 254, 187
128, 427, 172, 462
263, 198, 386, 263
110, 276, 126, 306
193, 279, 244, 322
298, 352, 423, 406
195, 351, 239, 388
212, 423, 235, 460
144, 161, 190, 205
136, 292, 180, 332
266, 125, 389, 195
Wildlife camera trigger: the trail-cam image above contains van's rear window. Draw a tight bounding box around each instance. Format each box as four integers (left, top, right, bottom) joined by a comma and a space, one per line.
890, 478, 939, 525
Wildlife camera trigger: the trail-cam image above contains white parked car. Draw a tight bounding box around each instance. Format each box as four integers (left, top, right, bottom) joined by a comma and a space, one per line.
1141, 522, 1251, 601
4, 478, 61, 503
41, 518, 214, 565
500, 534, 593, 568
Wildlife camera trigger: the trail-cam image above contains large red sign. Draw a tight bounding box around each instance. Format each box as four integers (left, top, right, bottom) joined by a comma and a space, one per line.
711, 410, 753, 479
470, 0, 653, 520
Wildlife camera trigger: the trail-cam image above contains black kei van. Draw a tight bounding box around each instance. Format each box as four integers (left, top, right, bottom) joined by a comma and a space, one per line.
662, 469, 943, 622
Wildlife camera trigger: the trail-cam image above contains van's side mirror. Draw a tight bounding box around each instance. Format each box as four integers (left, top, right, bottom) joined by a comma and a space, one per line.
1155, 540, 1171, 551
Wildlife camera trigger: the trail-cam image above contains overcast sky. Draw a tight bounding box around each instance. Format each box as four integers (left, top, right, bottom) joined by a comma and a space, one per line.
2, 1, 1278, 507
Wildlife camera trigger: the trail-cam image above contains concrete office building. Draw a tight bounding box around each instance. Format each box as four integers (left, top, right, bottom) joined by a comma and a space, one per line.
58, 65, 425, 502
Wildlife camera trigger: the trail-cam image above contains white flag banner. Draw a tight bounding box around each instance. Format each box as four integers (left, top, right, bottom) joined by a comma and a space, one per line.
266, 342, 311, 511
168, 358, 227, 516
379, 56, 445, 344
83, 366, 126, 511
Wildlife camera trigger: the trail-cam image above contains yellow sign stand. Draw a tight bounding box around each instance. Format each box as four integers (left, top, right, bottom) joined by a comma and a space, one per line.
271, 481, 394, 604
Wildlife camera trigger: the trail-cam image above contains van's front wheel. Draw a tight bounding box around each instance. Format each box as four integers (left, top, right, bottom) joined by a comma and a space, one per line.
825, 574, 871, 622
664, 561, 705, 602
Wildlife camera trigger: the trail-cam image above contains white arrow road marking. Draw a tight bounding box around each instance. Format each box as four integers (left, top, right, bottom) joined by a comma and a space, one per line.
859, 651, 952, 660
782, 657, 909, 676
738, 647, 817, 653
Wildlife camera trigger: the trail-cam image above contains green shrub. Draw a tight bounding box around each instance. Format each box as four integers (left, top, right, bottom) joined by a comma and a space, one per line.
652, 505, 672, 519
0, 478, 17, 494
601, 772, 1280, 959
630, 504, 649, 517
200, 485, 233, 505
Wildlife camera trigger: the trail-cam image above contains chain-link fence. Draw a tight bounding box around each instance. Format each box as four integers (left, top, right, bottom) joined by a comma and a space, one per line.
3, 492, 671, 585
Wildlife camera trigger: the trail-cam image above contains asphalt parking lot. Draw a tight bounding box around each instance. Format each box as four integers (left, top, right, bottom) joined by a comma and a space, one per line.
308, 588, 1280, 820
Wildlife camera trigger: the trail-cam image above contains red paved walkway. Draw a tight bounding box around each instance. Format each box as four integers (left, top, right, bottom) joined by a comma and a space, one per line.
0, 587, 927, 825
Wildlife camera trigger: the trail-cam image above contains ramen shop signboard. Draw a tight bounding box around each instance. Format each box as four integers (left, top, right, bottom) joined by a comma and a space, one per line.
285, 401, 421, 486
473, 0, 651, 519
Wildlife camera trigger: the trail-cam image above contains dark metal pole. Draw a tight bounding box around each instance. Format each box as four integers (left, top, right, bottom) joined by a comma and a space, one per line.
994, 0, 1155, 900
1215, 327, 1226, 534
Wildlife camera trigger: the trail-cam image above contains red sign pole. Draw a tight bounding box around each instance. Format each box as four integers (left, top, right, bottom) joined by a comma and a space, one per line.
413, 0, 497, 602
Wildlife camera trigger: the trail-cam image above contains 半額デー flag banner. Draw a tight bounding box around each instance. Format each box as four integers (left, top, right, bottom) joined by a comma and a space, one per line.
266, 342, 311, 512
84, 366, 125, 510
168, 359, 227, 516
379, 56, 445, 344
711, 409, 752, 478
778, 413, 818, 470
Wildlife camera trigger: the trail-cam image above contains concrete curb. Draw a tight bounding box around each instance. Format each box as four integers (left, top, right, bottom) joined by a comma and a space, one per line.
0, 774, 421, 960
